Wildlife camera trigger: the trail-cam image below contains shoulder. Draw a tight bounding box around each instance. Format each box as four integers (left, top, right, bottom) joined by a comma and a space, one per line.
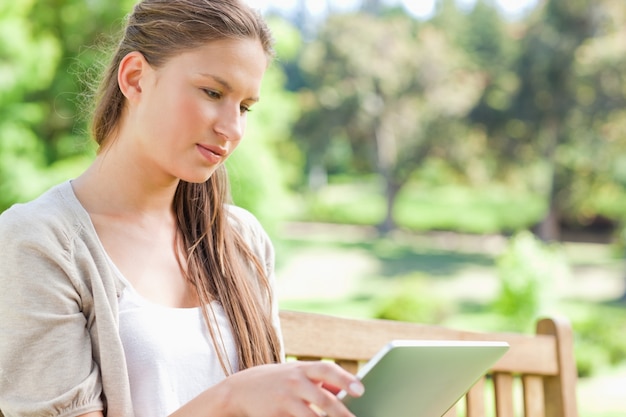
0, 180, 122, 310
226, 204, 267, 239
0, 181, 89, 255
226, 204, 274, 263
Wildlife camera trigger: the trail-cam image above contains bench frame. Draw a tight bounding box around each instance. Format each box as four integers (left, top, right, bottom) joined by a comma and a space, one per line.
280, 310, 579, 417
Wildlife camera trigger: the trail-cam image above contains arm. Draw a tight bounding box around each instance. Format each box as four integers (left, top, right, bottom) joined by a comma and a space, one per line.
0, 210, 104, 415
170, 362, 364, 417
180, 208, 363, 416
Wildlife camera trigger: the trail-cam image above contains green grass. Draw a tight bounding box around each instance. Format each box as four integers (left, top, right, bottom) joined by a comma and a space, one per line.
300, 179, 546, 233
395, 183, 546, 233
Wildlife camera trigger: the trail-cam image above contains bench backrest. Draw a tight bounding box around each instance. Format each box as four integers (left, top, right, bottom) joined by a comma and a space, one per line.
279, 310, 579, 417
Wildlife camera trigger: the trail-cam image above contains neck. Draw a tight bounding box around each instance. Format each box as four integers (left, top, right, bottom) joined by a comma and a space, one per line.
73, 142, 179, 220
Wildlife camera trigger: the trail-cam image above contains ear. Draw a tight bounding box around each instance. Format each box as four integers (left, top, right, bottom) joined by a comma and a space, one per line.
118, 51, 150, 102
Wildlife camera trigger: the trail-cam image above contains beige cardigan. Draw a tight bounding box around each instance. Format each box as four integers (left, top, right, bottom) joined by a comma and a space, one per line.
0, 181, 280, 417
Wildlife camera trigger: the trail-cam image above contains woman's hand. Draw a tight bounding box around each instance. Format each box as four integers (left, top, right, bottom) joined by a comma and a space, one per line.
172, 361, 364, 417
224, 361, 364, 417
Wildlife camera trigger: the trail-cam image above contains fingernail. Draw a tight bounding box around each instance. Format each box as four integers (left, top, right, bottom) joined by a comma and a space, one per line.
349, 381, 364, 396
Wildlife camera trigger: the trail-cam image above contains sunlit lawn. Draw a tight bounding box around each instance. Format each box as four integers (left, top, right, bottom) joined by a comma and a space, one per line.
301, 178, 546, 233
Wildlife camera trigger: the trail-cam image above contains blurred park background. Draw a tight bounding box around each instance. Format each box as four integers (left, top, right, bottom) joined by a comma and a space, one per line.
2, 0, 626, 415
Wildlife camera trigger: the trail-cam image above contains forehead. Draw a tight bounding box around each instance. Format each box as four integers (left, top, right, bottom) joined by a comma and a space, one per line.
162, 38, 268, 92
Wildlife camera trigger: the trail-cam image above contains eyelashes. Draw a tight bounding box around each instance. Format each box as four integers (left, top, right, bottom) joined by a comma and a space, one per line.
202, 88, 252, 114
202, 88, 221, 100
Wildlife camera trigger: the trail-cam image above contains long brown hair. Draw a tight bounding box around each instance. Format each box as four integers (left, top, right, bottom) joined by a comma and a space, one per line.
91, 0, 281, 372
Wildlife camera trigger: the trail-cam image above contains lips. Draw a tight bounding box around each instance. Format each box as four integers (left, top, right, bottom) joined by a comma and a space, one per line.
196, 144, 227, 163
199, 144, 226, 156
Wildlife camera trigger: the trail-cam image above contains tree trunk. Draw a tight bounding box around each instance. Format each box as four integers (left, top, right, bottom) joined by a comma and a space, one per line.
536, 201, 560, 242
378, 178, 400, 235
536, 117, 561, 242
373, 100, 399, 235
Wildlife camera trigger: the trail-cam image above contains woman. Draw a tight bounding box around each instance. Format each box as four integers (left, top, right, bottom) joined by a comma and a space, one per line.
0, 0, 364, 416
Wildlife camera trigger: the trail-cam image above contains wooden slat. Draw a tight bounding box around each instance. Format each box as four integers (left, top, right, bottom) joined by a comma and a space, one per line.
335, 359, 359, 374
280, 310, 559, 375
537, 318, 579, 417
523, 375, 545, 417
466, 377, 486, 417
294, 356, 322, 362
493, 373, 515, 417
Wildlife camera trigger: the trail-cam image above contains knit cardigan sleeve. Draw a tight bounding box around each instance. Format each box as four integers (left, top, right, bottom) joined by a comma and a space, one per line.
0, 183, 133, 417
0, 206, 103, 416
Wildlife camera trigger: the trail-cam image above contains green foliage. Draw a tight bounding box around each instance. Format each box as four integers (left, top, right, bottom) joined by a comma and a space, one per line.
0, 0, 126, 211
295, 10, 485, 230
292, 0, 626, 236
395, 183, 546, 234
454, 0, 517, 71
374, 275, 453, 324
492, 231, 569, 330
573, 306, 626, 377
464, 0, 626, 238
227, 17, 303, 234
302, 178, 545, 234
303, 178, 386, 225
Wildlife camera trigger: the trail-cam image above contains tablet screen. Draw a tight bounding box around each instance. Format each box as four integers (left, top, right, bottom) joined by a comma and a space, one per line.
339, 340, 509, 417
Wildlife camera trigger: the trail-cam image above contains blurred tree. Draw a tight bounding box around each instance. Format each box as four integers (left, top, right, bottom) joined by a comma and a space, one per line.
568, 0, 626, 302
0, 0, 131, 211
0, 1, 58, 209
295, 12, 483, 232
565, 1, 626, 228
442, 0, 520, 88
431, 0, 519, 185
25, 0, 132, 162
468, 0, 618, 241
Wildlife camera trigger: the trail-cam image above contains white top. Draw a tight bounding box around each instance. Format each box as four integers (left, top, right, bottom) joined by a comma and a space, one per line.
116, 267, 238, 417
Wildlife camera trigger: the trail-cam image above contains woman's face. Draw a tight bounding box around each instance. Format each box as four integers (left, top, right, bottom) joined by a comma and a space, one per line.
123, 38, 268, 185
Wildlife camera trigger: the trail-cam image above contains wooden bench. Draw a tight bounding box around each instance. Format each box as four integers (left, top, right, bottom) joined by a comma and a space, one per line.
280, 310, 579, 417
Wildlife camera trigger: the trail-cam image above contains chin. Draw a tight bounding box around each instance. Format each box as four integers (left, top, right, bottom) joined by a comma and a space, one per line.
180, 168, 219, 184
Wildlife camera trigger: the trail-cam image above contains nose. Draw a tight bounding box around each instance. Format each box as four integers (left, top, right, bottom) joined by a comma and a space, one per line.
213, 103, 244, 142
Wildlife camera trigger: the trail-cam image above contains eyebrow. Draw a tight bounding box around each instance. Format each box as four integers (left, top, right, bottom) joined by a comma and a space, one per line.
199, 73, 260, 102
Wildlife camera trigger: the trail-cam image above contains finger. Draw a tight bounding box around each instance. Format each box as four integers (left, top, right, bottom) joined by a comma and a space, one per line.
294, 380, 347, 417
291, 365, 362, 417
306, 386, 355, 417
285, 398, 326, 417
301, 362, 364, 398
320, 382, 341, 395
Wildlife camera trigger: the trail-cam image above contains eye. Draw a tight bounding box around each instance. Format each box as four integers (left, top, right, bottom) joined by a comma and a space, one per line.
240, 104, 252, 115
202, 89, 221, 100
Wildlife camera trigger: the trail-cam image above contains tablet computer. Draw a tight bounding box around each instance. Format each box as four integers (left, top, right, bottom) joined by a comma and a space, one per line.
338, 340, 509, 417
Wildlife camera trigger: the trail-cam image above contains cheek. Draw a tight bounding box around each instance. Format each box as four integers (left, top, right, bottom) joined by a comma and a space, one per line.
152, 87, 205, 132
141, 93, 194, 136
176, 97, 205, 126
